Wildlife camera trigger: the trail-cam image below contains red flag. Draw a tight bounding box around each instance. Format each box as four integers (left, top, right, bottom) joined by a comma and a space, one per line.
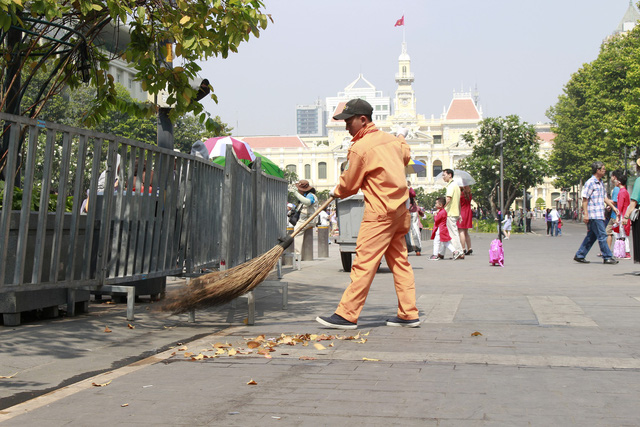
394, 16, 404, 27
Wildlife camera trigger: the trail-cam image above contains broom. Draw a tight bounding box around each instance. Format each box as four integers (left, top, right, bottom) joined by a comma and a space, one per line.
160, 196, 335, 314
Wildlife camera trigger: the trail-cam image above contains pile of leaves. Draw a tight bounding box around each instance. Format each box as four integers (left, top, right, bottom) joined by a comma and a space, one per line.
171, 332, 370, 362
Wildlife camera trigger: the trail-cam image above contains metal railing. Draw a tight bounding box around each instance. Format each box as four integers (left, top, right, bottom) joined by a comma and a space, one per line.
0, 113, 287, 321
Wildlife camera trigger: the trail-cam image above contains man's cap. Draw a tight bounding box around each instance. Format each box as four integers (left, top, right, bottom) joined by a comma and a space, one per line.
333, 99, 374, 120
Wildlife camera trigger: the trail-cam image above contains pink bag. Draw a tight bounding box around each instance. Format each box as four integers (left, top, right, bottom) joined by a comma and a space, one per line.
489, 239, 504, 267
613, 238, 626, 258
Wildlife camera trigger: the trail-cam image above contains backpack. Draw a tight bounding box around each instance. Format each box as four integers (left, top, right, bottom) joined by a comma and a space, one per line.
489, 239, 504, 267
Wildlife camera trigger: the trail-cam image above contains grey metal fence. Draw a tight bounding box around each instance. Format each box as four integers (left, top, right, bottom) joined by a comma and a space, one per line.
0, 113, 287, 325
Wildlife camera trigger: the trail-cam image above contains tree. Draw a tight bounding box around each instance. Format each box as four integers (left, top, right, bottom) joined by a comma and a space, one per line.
414, 187, 445, 211
457, 116, 548, 218
1, 0, 270, 159
548, 25, 640, 185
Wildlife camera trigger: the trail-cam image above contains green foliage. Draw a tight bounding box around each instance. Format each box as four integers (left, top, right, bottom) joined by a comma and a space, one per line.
548, 26, 640, 186
0, 181, 73, 212
415, 187, 445, 211
457, 116, 549, 217
1, 0, 270, 134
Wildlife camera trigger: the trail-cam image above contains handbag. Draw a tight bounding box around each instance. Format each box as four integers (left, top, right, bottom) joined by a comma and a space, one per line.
630, 208, 640, 222
288, 205, 301, 226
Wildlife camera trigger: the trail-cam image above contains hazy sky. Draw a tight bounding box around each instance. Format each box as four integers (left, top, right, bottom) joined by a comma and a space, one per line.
197, 1, 632, 136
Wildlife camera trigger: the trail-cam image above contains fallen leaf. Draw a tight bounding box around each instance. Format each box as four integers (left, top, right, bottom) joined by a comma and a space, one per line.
0, 372, 18, 379
309, 334, 318, 341
328, 342, 334, 347
362, 357, 380, 361
105, 301, 115, 305
215, 348, 226, 355
363, 331, 370, 336
104, 326, 112, 333
247, 379, 258, 385
213, 342, 231, 348
127, 324, 135, 329
272, 416, 282, 419
299, 356, 316, 360
121, 403, 129, 407
228, 348, 237, 356
178, 346, 188, 351
357, 338, 367, 344
184, 352, 194, 358
191, 354, 204, 361
471, 331, 483, 337
302, 341, 309, 347
247, 341, 260, 349
313, 343, 326, 350
92, 380, 112, 387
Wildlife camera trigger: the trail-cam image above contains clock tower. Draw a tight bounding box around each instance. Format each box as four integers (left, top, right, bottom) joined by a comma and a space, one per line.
394, 42, 416, 118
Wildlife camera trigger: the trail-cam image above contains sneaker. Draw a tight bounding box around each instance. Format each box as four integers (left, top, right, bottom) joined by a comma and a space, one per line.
416, 251, 421, 256
603, 258, 619, 265
386, 316, 420, 328
429, 255, 440, 261
453, 251, 465, 260
624, 253, 632, 259
573, 256, 590, 264
438, 254, 445, 259
316, 313, 357, 330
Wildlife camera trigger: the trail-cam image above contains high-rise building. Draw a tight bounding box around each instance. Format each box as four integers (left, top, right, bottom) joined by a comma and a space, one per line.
296, 100, 326, 136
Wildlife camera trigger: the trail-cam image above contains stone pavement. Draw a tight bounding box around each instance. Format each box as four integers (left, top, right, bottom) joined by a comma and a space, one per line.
2, 218, 640, 426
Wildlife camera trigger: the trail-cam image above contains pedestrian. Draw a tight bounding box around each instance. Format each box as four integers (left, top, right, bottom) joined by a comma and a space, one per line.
606, 172, 619, 251
525, 208, 533, 232
318, 207, 331, 244
291, 179, 317, 257
329, 207, 338, 237
430, 196, 455, 260
549, 207, 560, 236
502, 212, 512, 239
316, 98, 420, 329
406, 181, 422, 256
557, 216, 563, 236
458, 185, 473, 255
622, 160, 640, 263
442, 169, 465, 259
574, 161, 619, 264
545, 209, 552, 235
612, 170, 631, 259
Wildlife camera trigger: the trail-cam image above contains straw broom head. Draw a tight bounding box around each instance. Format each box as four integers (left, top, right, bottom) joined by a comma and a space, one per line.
159, 197, 334, 315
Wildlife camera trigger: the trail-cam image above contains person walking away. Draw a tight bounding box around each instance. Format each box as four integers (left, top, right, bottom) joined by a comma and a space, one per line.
316, 98, 420, 329
502, 212, 513, 239
406, 182, 422, 256
430, 197, 455, 259
574, 161, 619, 264
545, 209, 551, 235
606, 172, 620, 251
458, 185, 473, 255
292, 180, 317, 257
549, 207, 560, 236
612, 170, 631, 259
442, 169, 464, 259
525, 208, 533, 232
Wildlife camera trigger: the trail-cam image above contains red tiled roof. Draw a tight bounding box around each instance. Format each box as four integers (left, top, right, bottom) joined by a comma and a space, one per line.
537, 132, 556, 143
241, 136, 307, 149
445, 98, 480, 120
330, 101, 347, 122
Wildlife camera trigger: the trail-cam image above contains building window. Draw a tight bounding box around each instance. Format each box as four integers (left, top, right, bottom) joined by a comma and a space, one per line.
304, 164, 311, 179
433, 160, 442, 177
318, 162, 327, 180
402, 66, 407, 76
433, 135, 442, 144
286, 164, 296, 174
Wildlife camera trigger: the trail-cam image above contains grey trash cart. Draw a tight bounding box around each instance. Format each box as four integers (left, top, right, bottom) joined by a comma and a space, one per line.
335, 194, 364, 272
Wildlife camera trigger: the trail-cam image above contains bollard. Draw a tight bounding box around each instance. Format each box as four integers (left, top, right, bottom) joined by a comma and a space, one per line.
317, 226, 329, 258
301, 227, 314, 261
282, 226, 294, 266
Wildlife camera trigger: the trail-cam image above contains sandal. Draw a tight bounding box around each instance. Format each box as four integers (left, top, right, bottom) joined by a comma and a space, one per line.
465, 249, 473, 255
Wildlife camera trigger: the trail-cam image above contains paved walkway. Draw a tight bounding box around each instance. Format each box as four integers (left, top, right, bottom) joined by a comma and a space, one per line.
2, 219, 640, 426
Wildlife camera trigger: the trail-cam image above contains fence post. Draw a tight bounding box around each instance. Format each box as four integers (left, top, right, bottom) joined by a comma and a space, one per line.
220, 145, 234, 269
317, 226, 329, 258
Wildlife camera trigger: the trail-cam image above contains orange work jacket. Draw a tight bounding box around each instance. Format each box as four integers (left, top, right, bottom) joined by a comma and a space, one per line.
334, 130, 410, 221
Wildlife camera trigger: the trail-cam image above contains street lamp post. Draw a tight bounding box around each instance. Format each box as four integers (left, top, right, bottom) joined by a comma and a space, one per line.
495, 129, 505, 242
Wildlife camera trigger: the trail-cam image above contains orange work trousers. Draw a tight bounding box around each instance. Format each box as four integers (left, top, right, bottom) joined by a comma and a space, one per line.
335, 208, 419, 323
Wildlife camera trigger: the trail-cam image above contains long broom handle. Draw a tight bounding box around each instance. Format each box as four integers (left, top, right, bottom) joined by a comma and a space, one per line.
290, 196, 336, 238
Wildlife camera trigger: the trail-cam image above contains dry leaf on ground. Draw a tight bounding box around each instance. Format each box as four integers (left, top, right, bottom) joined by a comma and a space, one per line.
362, 357, 380, 361
104, 326, 112, 333
247, 379, 258, 385
313, 343, 326, 350
471, 331, 483, 336
0, 372, 17, 379
92, 380, 112, 387
127, 324, 135, 329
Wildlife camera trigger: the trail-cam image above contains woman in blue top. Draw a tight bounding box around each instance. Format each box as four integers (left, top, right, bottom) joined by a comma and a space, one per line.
292, 180, 318, 257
